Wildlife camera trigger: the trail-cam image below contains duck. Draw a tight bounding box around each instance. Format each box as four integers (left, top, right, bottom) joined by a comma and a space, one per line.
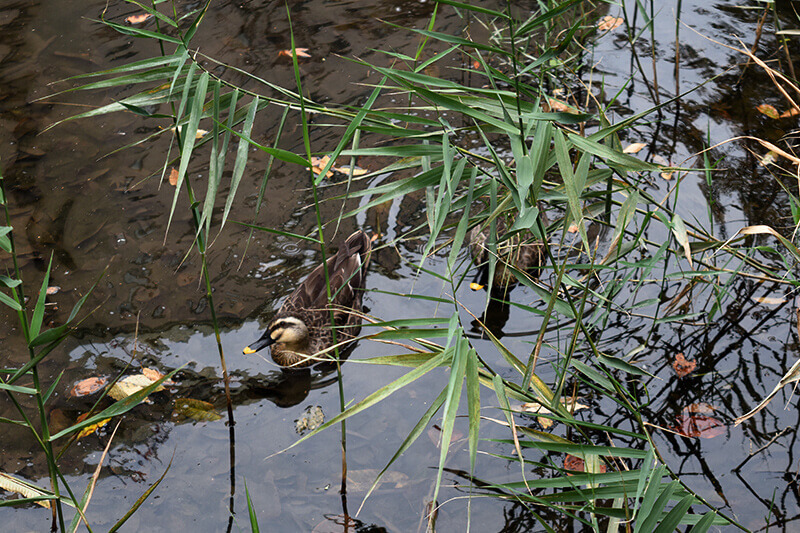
243, 230, 371, 368
468, 208, 548, 292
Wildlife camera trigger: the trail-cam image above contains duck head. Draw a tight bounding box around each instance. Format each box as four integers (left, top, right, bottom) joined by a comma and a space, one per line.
243, 316, 309, 354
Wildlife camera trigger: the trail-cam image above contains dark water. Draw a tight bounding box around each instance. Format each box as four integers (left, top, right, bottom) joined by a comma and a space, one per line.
1, 0, 799, 531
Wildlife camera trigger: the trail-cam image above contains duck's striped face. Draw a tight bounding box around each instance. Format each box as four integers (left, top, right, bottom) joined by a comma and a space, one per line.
243, 316, 309, 355
268, 317, 308, 345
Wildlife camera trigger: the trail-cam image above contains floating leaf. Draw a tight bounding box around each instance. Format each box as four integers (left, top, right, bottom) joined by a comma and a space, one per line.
756, 104, 780, 119
780, 108, 800, 118
547, 97, 580, 115
310, 156, 334, 178
347, 469, 409, 492
108, 372, 168, 402
76, 412, 111, 439
174, 398, 222, 422
759, 151, 778, 167
672, 353, 696, 379
673, 403, 725, 438
278, 48, 310, 58
623, 142, 647, 154
598, 15, 623, 31
46, 286, 60, 295
125, 14, 153, 25
141, 367, 174, 385
168, 167, 179, 186
564, 454, 607, 474
752, 295, 786, 305
70, 377, 108, 397
567, 223, 579, 234
519, 398, 588, 429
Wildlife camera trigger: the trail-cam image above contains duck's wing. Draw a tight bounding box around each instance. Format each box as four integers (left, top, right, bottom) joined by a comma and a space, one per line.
279, 231, 371, 322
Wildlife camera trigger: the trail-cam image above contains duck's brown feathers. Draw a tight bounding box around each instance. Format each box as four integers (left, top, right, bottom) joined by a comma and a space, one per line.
468, 211, 548, 290
269, 231, 371, 367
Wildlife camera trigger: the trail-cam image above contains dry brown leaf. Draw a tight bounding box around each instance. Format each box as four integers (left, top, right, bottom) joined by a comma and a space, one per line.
752, 296, 787, 305
310, 156, 334, 178
756, 104, 780, 119
672, 353, 696, 378
335, 164, 369, 176
623, 142, 647, 154
70, 377, 108, 397
564, 454, 607, 475
174, 398, 222, 422
519, 399, 588, 429
598, 15, 623, 32
660, 171, 674, 180
168, 167, 179, 186
108, 372, 168, 402
548, 97, 581, 114
279, 48, 311, 58
567, 223, 579, 234
759, 151, 778, 167
472, 60, 480, 69
46, 286, 60, 295
125, 14, 152, 24
780, 107, 800, 118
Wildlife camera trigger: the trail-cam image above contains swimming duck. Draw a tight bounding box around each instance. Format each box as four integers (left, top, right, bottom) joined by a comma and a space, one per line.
243, 230, 371, 368
468, 209, 548, 291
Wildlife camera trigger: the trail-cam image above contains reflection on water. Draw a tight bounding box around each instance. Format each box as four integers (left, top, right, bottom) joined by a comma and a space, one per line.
2, 0, 800, 531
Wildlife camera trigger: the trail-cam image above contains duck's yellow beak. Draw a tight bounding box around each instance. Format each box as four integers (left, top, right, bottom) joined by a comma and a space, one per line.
470, 282, 485, 291
242, 346, 256, 354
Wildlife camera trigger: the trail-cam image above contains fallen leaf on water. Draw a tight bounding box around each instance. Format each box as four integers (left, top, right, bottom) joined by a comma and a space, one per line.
174, 398, 222, 422
279, 48, 311, 58
70, 377, 108, 397
673, 403, 725, 438
335, 164, 369, 176
310, 156, 334, 178
672, 353, 696, 378
141, 367, 174, 385
548, 97, 581, 115
780, 108, 800, 118
168, 167, 179, 186
347, 469, 409, 492
567, 223, 579, 234
108, 372, 169, 402
0, 472, 52, 509
598, 15, 623, 32
46, 286, 60, 295
519, 398, 588, 429
76, 412, 111, 439
564, 454, 607, 475
660, 170, 674, 180
756, 104, 780, 119
759, 151, 778, 167
470, 282, 485, 291
752, 295, 787, 305
125, 14, 152, 24
623, 142, 647, 154
472, 60, 480, 69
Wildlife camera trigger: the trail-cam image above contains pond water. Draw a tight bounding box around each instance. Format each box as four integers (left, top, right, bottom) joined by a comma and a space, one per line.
1, 0, 799, 531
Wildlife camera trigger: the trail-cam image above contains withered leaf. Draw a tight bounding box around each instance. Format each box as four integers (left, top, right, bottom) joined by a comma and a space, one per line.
168, 167, 179, 186
756, 104, 780, 119
672, 353, 696, 378
623, 142, 647, 154
278, 48, 311, 58
564, 454, 607, 475
125, 14, 152, 24
598, 15, 624, 32
70, 376, 108, 397
174, 398, 222, 422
